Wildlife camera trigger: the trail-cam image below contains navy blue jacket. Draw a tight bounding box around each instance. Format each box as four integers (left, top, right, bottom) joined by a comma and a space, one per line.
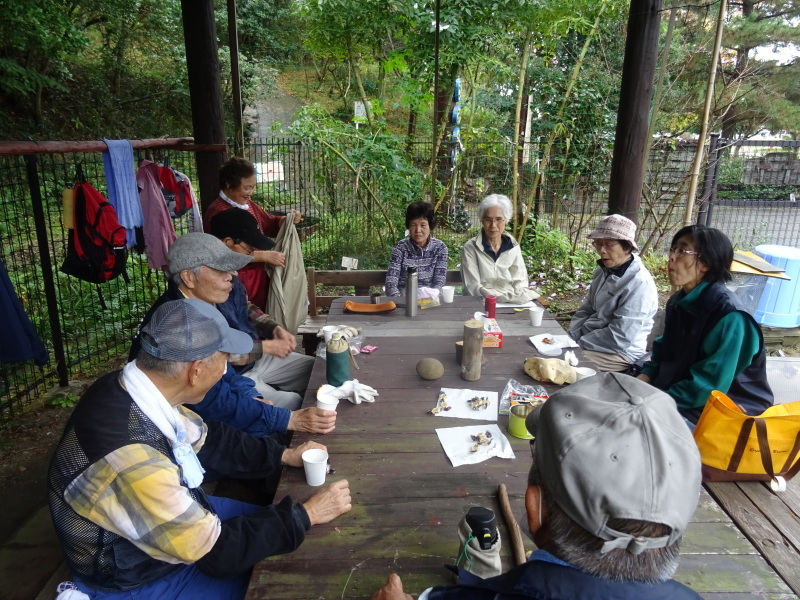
0, 261, 48, 366
427, 560, 701, 600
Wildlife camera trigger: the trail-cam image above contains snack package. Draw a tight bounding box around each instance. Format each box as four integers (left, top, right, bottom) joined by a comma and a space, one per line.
499, 378, 549, 414
418, 296, 441, 309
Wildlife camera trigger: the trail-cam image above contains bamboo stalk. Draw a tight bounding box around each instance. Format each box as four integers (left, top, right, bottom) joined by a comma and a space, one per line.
498, 484, 527, 566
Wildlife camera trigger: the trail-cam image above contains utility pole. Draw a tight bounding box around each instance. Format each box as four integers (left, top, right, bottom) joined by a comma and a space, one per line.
181, 0, 227, 211
607, 0, 663, 224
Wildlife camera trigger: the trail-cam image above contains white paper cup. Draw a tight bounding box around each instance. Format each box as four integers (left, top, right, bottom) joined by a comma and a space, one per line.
321, 325, 338, 343
529, 306, 544, 327
441, 286, 455, 303
302, 448, 329, 486
316, 396, 339, 411
574, 367, 597, 381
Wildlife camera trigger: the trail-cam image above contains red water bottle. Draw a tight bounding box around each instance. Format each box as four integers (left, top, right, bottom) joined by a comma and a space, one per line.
485, 295, 496, 318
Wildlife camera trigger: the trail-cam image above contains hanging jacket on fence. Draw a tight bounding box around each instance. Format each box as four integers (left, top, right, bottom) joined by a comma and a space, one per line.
158, 164, 193, 218
135, 160, 177, 271
267, 218, 307, 335
102, 139, 144, 248
172, 170, 203, 233
0, 261, 48, 366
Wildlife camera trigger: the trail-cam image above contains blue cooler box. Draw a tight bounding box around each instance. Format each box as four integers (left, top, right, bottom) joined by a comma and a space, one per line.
754, 245, 800, 328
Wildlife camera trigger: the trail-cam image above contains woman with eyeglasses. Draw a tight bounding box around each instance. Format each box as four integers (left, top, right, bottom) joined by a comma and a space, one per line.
460, 194, 539, 304
638, 225, 773, 423
567, 215, 658, 373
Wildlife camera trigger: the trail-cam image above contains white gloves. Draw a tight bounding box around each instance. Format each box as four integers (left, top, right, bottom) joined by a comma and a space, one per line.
564, 350, 579, 367
320, 379, 379, 404
317, 325, 361, 339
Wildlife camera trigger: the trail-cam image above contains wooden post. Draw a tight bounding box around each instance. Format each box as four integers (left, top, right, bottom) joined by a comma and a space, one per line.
607, 0, 663, 224
181, 0, 227, 211
461, 319, 483, 381
227, 0, 244, 157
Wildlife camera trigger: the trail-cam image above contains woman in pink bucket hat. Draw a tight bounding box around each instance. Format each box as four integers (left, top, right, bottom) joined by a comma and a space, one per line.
567, 214, 658, 373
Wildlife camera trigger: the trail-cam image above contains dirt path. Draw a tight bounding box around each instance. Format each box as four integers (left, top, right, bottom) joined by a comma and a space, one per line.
244, 89, 305, 136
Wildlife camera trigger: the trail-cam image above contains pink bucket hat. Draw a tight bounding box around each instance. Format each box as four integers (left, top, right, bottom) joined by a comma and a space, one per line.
587, 214, 639, 251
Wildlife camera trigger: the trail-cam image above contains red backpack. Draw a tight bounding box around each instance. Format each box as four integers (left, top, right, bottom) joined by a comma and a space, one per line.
61, 182, 128, 284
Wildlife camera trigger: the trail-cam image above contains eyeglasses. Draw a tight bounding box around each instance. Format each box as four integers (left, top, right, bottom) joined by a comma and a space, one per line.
237, 240, 255, 255
591, 240, 621, 250
669, 247, 700, 258
481, 217, 506, 226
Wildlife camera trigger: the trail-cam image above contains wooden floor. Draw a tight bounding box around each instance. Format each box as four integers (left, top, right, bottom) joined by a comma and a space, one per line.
705, 479, 800, 598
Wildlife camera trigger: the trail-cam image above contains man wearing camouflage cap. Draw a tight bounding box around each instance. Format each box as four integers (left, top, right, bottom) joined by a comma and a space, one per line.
372, 373, 703, 599
50, 299, 350, 600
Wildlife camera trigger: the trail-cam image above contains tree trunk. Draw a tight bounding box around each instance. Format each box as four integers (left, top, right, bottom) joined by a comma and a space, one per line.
607, 0, 663, 224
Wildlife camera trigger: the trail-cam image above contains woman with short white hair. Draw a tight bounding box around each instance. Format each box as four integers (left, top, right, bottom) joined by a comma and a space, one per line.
460, 194, 539, 304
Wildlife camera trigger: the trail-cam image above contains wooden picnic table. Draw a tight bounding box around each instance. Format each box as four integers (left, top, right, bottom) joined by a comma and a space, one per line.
246, 297, 798, 600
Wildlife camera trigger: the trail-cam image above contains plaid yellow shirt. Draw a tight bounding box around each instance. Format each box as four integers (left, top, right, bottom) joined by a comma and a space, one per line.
62, 406, 221, 565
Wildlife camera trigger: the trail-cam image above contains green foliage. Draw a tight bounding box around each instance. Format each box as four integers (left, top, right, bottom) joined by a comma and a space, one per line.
519, 218, 596, 297
717, 156, 746, 185
0, 0, 192, 139
302, 212, 394, 270
288, 103, 428, 267
51, 393, 80, 409
217, 0, 304, 66
718, 183, 797, 201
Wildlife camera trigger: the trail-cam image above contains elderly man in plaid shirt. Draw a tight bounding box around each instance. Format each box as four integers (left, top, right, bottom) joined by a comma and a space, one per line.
48, 299, 351, 600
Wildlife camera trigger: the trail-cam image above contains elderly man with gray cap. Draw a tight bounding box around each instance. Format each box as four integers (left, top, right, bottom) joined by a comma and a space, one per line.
129, 232, 329, 442
372, 373, 702, 600
49, 299, 351, 600
567, 214, 658, 373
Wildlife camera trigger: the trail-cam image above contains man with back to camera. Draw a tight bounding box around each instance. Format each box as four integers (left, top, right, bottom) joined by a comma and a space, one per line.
129, 231, 330, 440
49, 298, 351, 600
372, 372, 703, 600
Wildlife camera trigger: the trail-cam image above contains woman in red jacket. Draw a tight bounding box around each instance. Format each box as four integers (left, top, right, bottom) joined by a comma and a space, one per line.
204, 157, 301, 309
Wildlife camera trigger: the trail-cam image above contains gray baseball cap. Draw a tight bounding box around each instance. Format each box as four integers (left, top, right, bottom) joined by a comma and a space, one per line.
140, 298, 253, 361
526, 372, 701, 555
167, 232, 253, 277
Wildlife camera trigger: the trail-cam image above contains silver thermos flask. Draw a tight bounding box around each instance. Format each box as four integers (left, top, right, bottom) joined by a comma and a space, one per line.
405, 267, 418, 317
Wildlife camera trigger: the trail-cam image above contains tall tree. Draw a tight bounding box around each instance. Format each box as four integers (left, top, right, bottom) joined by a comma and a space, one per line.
719, 0, 800, 138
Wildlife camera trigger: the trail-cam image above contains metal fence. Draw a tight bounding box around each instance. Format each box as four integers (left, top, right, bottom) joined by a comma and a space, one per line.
0, 143, 201, 424
0, 135, 797, 426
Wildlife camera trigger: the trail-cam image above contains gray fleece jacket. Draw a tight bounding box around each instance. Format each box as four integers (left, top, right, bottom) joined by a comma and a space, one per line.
567, 254, 658, 363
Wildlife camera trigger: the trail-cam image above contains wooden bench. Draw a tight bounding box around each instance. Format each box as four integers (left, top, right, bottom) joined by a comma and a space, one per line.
297, 268, 463, 354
